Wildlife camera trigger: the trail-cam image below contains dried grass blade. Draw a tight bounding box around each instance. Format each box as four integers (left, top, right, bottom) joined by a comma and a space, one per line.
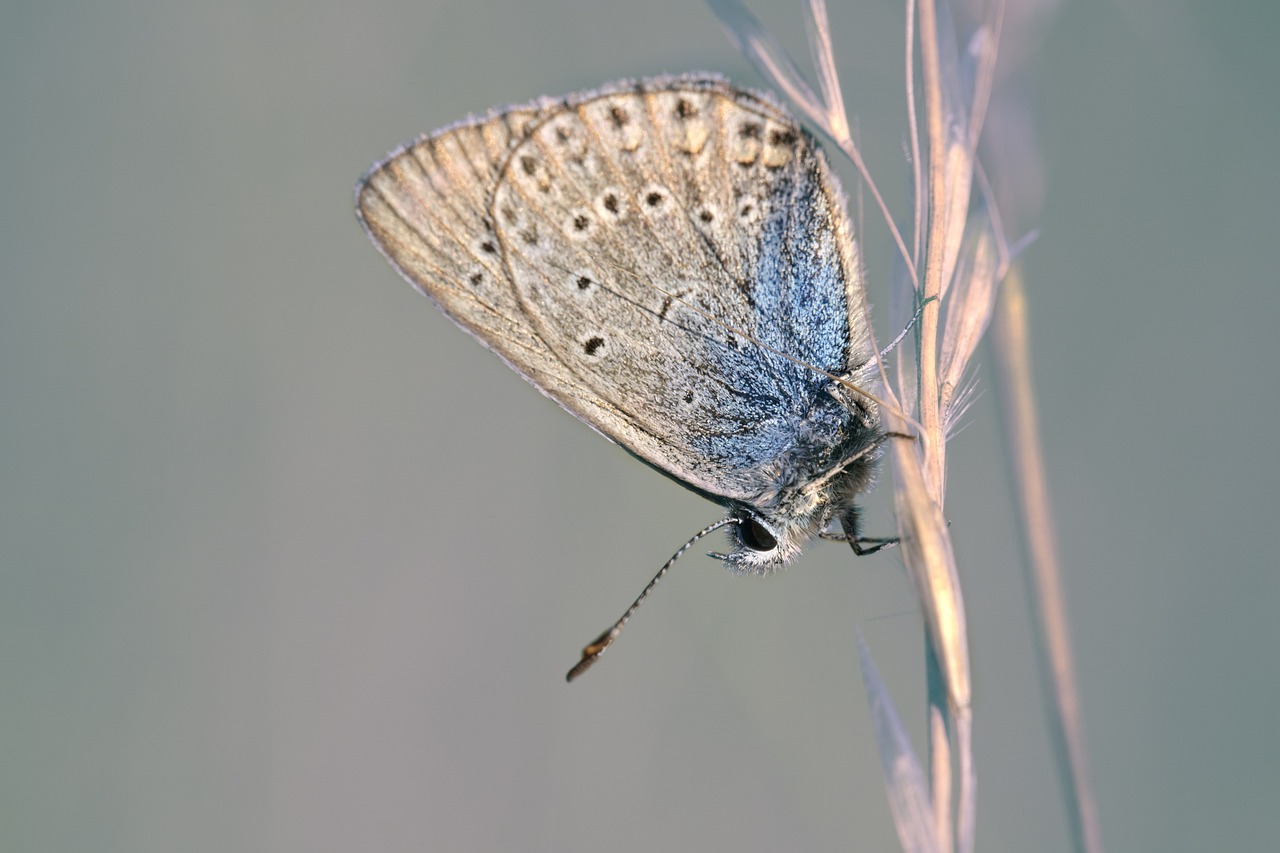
859, 632, 942, 853
804, 0, 851, 143
704, 0, 829, 134
905, 0, 924, 268
932, 0, 976, 302
888, 430, 970, 711
940, 212, 1000, 427
954, 706, 975, 853
991, 268, 1105, 853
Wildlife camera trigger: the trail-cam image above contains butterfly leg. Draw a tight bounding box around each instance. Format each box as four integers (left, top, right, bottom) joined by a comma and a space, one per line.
847, 534, 900, 556
820, 507, 900, 555
819, 530, 900, 555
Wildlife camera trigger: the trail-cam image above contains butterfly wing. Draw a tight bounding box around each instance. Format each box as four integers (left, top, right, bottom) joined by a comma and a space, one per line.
356, 99, 616, 437
357, 75, 875, 506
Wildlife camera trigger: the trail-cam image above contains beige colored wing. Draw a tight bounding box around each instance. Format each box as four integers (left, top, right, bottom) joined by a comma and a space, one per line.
356, 75, 869, 504
357, 96, 655, 465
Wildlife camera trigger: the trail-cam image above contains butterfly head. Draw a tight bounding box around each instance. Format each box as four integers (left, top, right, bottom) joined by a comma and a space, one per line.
715, 440, 883, 575
715, 507, 821, 575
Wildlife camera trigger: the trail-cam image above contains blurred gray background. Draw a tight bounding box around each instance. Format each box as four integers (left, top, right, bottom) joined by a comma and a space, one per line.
2, 1, 1276, 850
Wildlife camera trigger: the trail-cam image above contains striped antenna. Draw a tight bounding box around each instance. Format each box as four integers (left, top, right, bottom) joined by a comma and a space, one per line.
566, 518, 739, 682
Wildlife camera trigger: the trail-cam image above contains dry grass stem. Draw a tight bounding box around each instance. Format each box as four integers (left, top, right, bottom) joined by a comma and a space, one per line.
859, 631, 941, 853
707, 1, 1097, 851
992, 268, 1105, 853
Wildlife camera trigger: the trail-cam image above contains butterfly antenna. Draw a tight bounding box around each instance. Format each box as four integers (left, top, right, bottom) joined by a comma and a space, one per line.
566, 518, 739, 682
879, 294, 938, 359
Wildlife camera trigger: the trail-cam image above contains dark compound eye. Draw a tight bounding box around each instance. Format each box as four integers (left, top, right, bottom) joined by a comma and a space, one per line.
740, 516, 777, 552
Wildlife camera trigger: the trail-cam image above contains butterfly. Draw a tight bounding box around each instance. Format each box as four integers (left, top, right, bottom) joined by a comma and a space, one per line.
356, 74, 888, 675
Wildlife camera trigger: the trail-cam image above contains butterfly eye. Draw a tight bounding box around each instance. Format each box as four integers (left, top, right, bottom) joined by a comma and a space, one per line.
740, 516, 777, 552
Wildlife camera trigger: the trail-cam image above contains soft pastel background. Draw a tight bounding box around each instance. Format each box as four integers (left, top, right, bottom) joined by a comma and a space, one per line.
3, 1, 1276, 850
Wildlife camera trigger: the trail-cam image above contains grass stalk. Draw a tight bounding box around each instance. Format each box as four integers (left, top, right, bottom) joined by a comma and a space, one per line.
706, 1, 1099, 851
991, 267, 1105, 853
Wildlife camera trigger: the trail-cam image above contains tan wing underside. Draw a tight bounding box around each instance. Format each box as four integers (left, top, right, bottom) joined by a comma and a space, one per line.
356, 77, 864, 503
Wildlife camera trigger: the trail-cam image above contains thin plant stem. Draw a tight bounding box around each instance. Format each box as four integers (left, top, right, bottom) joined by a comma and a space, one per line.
991, 266, 1105, 853
915, 0, 948, 499
915, 3, 960, 848
905, 0, 923, 269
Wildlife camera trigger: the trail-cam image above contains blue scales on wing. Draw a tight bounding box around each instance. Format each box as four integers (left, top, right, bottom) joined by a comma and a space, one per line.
356, 74, 879, 519
489, 76, 878, 508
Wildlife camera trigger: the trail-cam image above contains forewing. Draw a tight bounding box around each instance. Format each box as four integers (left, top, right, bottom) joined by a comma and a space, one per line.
492, 77, 872, 501
357, 75, 871, 504
356, 98, 652, 457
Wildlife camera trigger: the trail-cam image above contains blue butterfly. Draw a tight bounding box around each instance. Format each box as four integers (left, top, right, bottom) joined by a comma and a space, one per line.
357, 74, 887, 676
